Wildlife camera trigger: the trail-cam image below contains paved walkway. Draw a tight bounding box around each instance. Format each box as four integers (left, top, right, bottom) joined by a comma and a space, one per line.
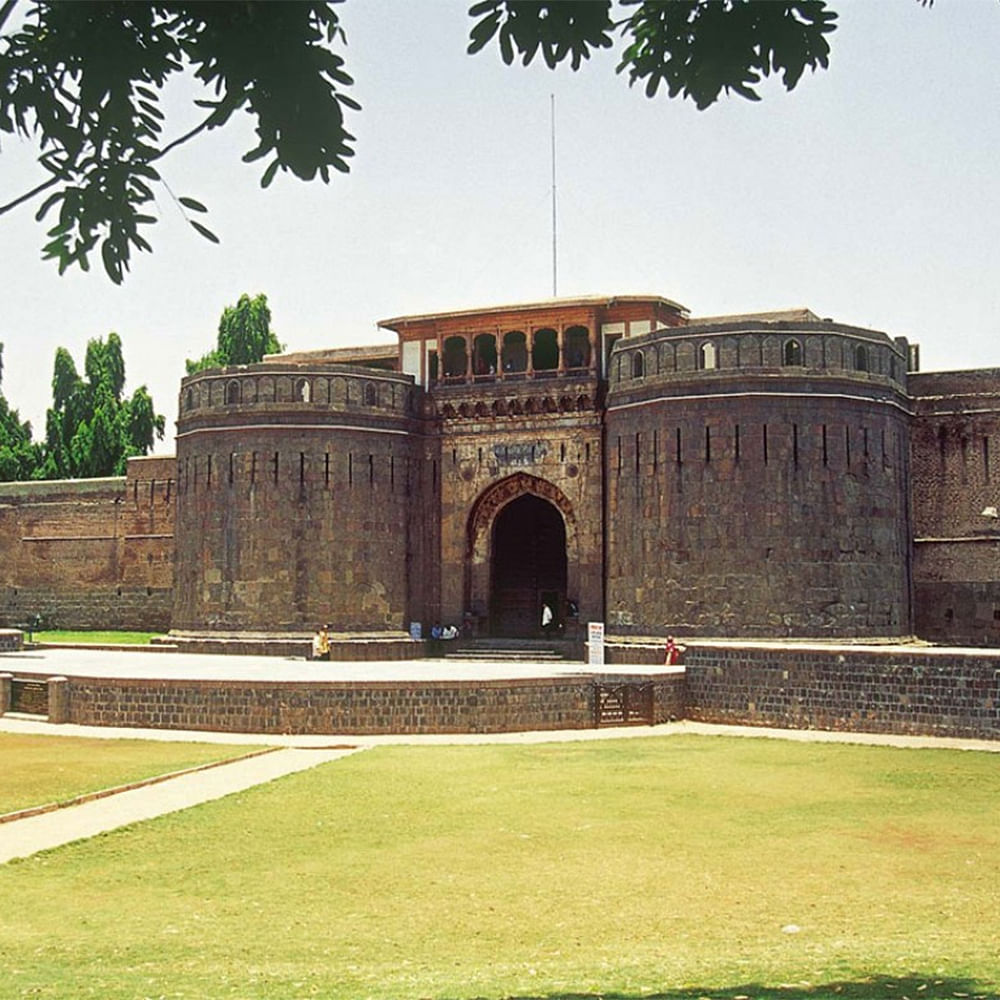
0, 646, 667, 682
0, 743, 361, 864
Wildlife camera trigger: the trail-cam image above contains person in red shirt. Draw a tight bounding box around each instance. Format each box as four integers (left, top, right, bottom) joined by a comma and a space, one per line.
664, 635, 686, 666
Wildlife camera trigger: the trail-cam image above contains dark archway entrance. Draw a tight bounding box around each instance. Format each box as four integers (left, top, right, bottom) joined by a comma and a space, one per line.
490, 494, 567, 637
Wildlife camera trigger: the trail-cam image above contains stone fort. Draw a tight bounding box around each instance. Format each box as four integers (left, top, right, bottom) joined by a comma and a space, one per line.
2, 293, 999, 649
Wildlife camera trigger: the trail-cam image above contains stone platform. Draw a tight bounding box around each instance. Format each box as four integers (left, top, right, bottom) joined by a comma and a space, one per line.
0, 646, 683, 737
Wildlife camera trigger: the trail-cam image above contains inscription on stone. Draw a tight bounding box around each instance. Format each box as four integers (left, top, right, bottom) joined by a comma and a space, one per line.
11, 679, 48, 715
493, 442, 547, 467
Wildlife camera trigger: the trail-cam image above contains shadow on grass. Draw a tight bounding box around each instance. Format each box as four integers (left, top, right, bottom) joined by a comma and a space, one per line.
496, 975, 998, 1000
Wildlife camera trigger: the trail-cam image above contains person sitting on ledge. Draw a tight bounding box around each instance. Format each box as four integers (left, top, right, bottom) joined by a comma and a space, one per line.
312, 624, 331, 661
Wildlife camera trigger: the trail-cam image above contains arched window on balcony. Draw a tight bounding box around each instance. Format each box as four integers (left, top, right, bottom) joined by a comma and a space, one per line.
632, 351, 645, 379
473, 333, 497, 377
783, 339, 803, 366
443, 336, 468, 378
226, 380, 240, 405
532, 328, 558, 374
564, 326, 590, 370
185, 387, 194, 411
296, 378, 311, 402
699, 342, 718, 370
364, 383, 377, 406
854, 344, 869, 372
501, 331, 527, 374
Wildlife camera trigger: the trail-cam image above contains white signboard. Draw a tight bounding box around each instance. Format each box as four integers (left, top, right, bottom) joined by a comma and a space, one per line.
587, 621, 605, 666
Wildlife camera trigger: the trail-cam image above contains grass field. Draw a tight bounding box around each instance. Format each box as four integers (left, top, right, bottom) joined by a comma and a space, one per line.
0, 733, 265, 816
0, 734, 997, 999
31, 629, 161, 645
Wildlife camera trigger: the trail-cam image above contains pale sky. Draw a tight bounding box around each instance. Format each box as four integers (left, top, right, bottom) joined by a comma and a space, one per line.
2, 0, 999, 451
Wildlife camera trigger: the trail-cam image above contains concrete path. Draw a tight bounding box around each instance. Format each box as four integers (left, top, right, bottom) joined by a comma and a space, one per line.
0, 744, 360, 865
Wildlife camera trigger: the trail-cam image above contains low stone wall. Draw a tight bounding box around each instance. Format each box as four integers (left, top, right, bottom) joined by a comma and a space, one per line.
685, 642, 1000, 740
0, 629, 23, 652
165, 633, 420, 660
7, 671, 685, 736
4, 643, 998, 739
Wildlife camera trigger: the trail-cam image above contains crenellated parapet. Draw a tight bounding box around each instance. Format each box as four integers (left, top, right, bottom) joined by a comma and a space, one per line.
603, 319, 915, 640
178, 363, 417, 425
608, 320, 912, 397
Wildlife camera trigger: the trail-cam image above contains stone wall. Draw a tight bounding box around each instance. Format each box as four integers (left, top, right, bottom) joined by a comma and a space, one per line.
432, 374, 605, 630
605, 325, 913, 638
685, 642, 1000, 739
909, 369, 1000, 645
173, 364, 424, 633
18, 671, 685, 735
0, 630, 23, 652
0, 456, 174, 630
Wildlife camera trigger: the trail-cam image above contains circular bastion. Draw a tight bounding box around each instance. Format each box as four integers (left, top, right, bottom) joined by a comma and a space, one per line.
173, 363, 423, 635
604, 319, 914, 638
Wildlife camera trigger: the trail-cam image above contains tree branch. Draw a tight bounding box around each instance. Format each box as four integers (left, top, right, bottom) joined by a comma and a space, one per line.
0, 0, 19, 35
0, 110, 216, 218
153, 114, 213, 162
0, 174, 57, 218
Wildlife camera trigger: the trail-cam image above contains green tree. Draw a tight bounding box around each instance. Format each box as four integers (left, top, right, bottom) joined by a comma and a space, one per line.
0, 342, 40, 481
186, 293, 283, 374
38, 333, 165, 479
468, 1, 838, 109
0, 1, 357, 283
0, 1, 853, 284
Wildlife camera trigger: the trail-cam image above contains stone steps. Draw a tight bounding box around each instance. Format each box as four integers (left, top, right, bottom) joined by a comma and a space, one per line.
443, 639, 570, 662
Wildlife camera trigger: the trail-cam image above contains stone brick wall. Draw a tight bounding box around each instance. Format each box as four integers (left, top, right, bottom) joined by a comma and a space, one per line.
685, 642, 1000, 739
909, 370, 1000, 645
0, 456, 174, 630
173, 364, 425, 633
22, 671, 683, 735
605, 324, 912, 638
0, 630, 23, 652
432, 374, 605, 630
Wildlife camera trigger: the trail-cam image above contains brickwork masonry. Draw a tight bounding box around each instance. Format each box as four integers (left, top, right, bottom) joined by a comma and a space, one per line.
9, 672, 684, 736
685, 642, 1000, 740
3, 643, 997, 739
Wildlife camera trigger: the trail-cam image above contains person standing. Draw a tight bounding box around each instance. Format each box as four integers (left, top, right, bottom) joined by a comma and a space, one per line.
664, 635, 685, 666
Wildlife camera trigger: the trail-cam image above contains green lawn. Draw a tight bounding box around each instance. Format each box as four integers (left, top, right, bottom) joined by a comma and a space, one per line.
0, 734, 998, 999
32, 629, 162, 645
0, 733, 266, 816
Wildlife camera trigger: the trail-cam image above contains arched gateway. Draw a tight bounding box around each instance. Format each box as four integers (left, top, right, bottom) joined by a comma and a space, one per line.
467, 474, 577, 638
